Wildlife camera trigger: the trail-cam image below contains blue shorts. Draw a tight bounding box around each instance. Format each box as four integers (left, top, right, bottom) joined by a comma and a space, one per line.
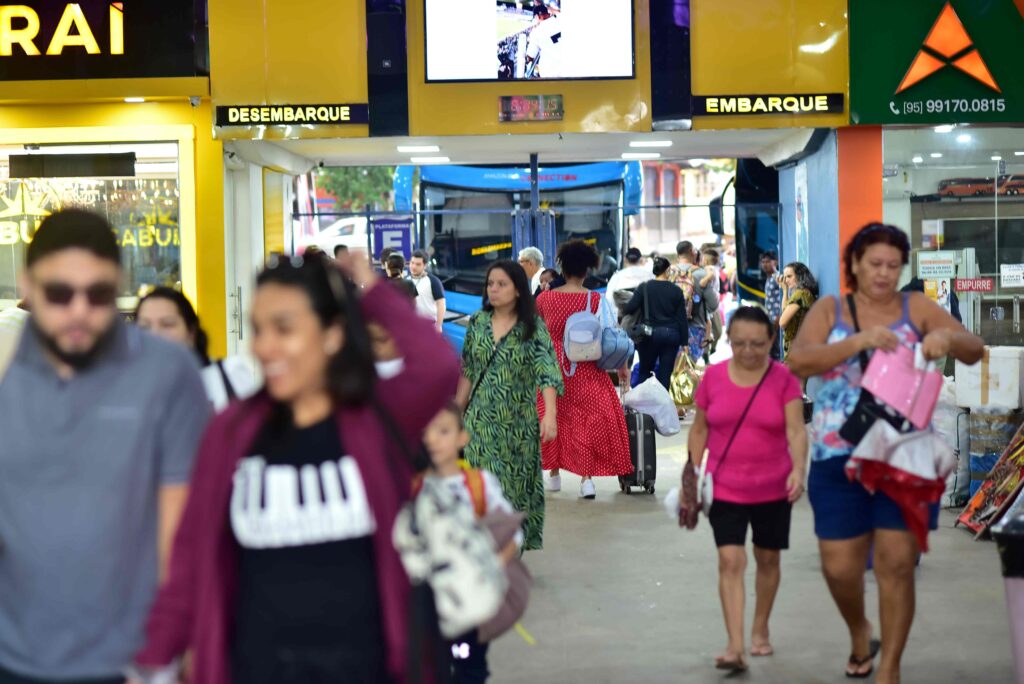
808, 455, 940, 541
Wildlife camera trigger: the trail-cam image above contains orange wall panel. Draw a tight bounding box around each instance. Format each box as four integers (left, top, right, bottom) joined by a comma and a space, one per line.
837, 126, 883, 290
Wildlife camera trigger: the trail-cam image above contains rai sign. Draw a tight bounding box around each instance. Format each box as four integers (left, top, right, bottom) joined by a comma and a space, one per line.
850, 0, 1024, 124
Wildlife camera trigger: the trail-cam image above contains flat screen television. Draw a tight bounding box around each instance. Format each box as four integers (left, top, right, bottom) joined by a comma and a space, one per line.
424, 0, 635, 82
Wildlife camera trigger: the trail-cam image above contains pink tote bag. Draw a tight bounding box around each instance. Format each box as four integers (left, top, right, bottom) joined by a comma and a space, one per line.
860, 344, 943, 430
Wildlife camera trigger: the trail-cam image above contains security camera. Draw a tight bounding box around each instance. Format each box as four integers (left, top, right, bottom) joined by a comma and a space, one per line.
318, 161, 325, 169
189, 96, 200, 107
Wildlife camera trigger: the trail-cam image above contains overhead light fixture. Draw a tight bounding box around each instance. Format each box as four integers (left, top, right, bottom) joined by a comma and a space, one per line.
912, 155, 923, 164
622, 152, 661, 160
934, 125, 954, 133
397, 145, 440, 153
629, 140, 672, 148
992, 155, 1003, 161
1015, 151, 1024, 157
957, 134, 972, 144
410, 156, 450, 163
930, 152, 943, 158
124, 97, 145, 103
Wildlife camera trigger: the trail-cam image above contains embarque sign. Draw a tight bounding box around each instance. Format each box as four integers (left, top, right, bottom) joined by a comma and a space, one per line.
0, 1, 201, 80
851, 0, 1024, 124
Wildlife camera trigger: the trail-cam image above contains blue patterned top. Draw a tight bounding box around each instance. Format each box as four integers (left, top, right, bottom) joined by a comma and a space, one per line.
810, 294, 922, 462
765, 275, 783, 322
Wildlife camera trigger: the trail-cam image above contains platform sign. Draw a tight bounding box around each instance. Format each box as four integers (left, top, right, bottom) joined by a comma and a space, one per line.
371, 217, 413, 260
850, 0, 1024, 124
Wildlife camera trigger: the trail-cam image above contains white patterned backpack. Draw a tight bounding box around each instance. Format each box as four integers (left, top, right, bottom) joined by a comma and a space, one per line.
562, 292, 602, 376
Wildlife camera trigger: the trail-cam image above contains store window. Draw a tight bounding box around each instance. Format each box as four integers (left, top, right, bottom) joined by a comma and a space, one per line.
0, 142, 181, 311
883, 126, 1024, 345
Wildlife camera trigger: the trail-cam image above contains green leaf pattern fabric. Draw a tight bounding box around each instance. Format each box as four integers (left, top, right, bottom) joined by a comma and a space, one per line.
461, 311, 563, 550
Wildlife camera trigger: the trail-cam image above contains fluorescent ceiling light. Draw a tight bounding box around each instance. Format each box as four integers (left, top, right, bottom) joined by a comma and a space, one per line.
957, 134, 972, 143
124, 97, 145, 103
410, 156, 450, 163
930, 152, 943, 158
397, 145, 440, 153
1016, 151, 1024, 156
934, 125, 954, 133
629, 140, 672, 148
992, 155, 1003, 161
622, 152, 661, 160
911, 155, 923, 163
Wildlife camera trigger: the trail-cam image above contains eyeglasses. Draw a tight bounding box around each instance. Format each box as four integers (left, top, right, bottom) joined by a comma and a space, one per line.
41, 281, 118, 307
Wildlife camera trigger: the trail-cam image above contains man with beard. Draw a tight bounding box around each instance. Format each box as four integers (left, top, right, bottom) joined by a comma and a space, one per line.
0, 209, 210, 683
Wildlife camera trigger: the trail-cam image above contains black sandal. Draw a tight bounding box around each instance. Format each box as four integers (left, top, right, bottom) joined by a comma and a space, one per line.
845, 639, 881, 679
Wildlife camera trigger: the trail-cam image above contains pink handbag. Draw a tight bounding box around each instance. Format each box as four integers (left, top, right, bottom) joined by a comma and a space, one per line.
860, 344, 943, 430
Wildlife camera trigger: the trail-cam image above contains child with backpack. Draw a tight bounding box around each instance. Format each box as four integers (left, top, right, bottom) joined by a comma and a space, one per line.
420, 402, 522, 683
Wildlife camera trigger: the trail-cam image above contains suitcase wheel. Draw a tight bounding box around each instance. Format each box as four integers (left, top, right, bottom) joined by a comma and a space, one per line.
645, 484, 655, 495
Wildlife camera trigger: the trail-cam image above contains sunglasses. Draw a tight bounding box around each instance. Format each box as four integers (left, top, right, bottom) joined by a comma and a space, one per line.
41, 281, 118, 307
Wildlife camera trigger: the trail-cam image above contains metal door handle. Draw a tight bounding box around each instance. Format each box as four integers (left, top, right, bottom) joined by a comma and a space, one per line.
1014, 296, 1021, 334
236, 286, 243, 340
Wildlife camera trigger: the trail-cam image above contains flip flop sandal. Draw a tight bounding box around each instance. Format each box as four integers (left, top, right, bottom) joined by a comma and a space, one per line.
845, 638, 881, 679
715, 657, 748, 673
750, 644, 774, 657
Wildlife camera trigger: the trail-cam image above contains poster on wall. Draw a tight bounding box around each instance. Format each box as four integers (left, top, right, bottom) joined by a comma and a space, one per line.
921, 219, 944, 249
794, 163, 809, 264
925, 279, 953, 313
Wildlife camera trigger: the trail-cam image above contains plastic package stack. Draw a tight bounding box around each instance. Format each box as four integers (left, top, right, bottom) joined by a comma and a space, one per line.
934, 377, 971, 507
969, 409, 1024, 496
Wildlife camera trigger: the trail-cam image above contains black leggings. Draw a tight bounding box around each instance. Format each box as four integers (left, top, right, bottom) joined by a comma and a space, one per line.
637, 326, 682, 390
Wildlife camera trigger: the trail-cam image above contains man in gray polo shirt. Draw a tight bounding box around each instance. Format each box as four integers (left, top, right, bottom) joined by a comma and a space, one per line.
0, 210, 210, 683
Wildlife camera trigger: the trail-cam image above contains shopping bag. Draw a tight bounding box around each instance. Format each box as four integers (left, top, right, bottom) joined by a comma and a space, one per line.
860, 344, 943, 430
623, 375, 681, 436
669, 352, 702, 408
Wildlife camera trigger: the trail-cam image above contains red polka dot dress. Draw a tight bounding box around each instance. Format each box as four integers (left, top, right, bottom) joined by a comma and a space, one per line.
536, 291, 633, 478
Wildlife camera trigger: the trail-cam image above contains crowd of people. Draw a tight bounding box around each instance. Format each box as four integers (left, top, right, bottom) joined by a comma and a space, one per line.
0, 209, 986, 684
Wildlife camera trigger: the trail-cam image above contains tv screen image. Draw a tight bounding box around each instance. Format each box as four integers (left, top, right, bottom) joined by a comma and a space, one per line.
425, 0, 634, 82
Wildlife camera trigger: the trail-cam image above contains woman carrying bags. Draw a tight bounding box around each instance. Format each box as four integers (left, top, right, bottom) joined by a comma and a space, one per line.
788, 223, 982, 682
686, 307, 808, 673
622, 256, 688, 390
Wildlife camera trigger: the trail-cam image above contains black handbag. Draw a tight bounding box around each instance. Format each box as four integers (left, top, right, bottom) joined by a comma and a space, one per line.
623, 282, 654, 342
837, 295, 913, 445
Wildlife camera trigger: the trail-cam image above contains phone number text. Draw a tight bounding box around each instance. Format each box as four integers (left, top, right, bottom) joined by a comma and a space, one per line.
894, 98, 1007, 115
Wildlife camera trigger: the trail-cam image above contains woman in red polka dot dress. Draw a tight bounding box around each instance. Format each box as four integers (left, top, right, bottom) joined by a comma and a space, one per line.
537, 239, 633, 499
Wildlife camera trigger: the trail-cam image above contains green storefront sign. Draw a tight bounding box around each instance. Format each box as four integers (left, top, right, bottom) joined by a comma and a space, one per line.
851, 0, 1024, 124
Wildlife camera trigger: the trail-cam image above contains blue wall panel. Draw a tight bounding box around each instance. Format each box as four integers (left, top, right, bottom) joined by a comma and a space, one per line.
778, 132, 842, 298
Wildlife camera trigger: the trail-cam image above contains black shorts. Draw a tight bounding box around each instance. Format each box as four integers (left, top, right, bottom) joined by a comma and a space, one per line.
708, 499, 792, 550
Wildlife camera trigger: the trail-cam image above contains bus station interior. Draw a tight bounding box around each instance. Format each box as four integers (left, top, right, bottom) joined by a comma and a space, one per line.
1, 0, 1024, 681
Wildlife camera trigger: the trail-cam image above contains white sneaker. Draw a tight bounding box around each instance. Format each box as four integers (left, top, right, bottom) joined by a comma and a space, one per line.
580, 479, 596, 500
548, 475, 562, 492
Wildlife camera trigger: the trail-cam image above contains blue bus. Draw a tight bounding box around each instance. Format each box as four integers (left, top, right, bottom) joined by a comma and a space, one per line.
393, 162, 642, 349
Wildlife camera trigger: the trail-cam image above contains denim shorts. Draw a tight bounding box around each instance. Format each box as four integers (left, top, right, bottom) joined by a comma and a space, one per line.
808, 455, 940, 541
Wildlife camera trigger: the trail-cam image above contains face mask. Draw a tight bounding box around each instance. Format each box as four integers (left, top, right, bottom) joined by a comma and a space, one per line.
375, 358, 404, 380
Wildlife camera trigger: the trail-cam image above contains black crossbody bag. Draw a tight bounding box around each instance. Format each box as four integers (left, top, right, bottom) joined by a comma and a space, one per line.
837, 295, 913, 445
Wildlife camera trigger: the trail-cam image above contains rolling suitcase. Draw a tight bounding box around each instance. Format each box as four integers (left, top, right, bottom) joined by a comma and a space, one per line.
620, 406, 657, 494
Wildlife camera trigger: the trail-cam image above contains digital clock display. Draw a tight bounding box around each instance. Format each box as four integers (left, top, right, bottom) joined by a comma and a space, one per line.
499, 94, 564, 122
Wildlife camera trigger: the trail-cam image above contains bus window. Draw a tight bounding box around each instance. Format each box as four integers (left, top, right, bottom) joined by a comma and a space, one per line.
422, 185, 515, 294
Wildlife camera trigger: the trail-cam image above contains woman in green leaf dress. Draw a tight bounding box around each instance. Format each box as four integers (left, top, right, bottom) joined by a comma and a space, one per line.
457, 260, 563, 550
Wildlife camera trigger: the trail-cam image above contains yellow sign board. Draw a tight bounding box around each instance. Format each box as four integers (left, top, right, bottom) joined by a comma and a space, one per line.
690, 0, 849, 129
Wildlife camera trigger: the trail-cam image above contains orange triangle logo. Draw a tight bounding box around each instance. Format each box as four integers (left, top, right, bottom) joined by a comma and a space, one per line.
896, 2, 1000, 94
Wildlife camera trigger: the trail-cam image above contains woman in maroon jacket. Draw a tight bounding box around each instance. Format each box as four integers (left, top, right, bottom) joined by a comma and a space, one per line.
131, 253, 459, 684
